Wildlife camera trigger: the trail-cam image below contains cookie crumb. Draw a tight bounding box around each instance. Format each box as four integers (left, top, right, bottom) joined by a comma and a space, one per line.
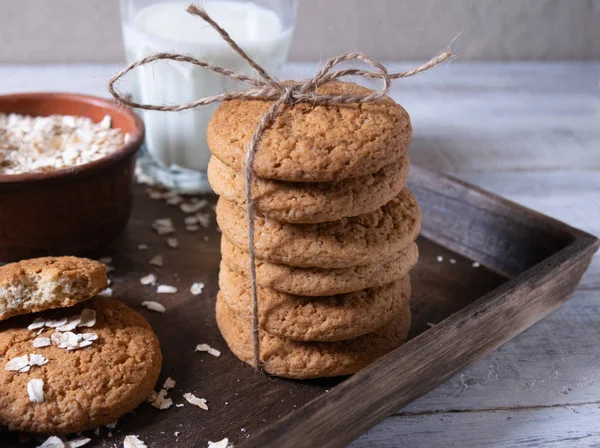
190, 282, 205, 295
472, 261, 480, 268
27, 378, 44, 403
183, 393, 208, 410
157, 285, 177, 294
142, 301, 166, 313
140, 274, 157, 286
166, 237, 179, 249
149, 255, 164, 267
195, 344, 220, 357
33, 337, 51, 348
123, 435, 147, 448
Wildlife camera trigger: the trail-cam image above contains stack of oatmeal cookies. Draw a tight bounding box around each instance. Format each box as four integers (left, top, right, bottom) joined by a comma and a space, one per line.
207, 82, 421, 379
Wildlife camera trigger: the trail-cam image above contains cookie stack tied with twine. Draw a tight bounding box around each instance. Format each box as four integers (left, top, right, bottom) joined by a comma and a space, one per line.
109, 5, 451, 379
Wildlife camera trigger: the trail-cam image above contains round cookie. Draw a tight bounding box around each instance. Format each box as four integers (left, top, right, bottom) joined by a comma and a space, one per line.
0, 297, 162, 434
207, 81, 412, 182
208, 155, 410, 223
0, 256, 108, 321
219, 262, 410, 341
216, 189, 421, 268
216, 293, 411, 379
221, 237, 418, 296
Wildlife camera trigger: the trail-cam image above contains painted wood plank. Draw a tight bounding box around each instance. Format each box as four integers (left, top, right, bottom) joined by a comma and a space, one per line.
396, 290, 600, 414
350, 403, 600, 448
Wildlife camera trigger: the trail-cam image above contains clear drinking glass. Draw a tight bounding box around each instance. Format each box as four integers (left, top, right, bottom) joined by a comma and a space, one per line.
120, 0, 297, 192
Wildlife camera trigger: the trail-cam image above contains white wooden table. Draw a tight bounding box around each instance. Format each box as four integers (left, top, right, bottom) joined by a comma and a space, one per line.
1, 62, 599, 447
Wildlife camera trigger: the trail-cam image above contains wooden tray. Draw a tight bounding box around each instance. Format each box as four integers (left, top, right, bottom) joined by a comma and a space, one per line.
3, 166, 597, 448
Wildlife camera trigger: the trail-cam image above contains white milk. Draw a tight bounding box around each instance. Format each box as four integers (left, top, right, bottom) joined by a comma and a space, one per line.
122, 1, 293, 179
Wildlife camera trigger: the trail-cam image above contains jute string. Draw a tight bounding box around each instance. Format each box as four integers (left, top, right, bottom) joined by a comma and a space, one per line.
109, 4, 453, 372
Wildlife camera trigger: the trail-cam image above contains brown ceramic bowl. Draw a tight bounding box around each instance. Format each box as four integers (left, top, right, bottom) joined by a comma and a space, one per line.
0, 92, 144, 262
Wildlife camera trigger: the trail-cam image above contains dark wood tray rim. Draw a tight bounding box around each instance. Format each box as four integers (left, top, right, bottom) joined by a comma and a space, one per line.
241, 167, 599, 448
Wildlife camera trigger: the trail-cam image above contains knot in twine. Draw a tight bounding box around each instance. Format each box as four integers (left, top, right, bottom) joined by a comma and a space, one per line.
109, 4, 453, 373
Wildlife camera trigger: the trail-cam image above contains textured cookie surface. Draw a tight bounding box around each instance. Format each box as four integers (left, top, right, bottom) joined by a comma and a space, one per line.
219, 262, 410, 341
207, 81, 412, 182
222, 237, 418, 296
0, 297, 162, 434
217, 189, 421, 268
216, 293, 411, 379
208, 155, 410, 223
0, 256, 108, 321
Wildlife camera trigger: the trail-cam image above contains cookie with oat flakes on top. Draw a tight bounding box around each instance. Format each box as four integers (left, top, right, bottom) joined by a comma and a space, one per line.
0, 297, 162, 434
0, 256, 107, 321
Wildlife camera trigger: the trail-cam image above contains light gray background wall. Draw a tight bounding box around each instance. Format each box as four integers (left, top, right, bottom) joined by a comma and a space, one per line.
2, 0, 600, 63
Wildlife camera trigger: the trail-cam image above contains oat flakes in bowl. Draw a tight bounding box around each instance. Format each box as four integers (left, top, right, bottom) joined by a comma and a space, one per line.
0, 92, 144, 262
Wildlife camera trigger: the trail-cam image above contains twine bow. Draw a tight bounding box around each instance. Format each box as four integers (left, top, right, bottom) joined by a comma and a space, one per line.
109, 4, 452, 372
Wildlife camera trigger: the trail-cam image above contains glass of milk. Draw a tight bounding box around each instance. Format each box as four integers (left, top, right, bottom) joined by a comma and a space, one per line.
120, 0, 297, 192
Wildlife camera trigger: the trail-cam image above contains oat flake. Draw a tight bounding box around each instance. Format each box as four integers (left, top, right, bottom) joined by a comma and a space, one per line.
37, 436, 65, 448
123, 435, 147, 448
98, 287, 113, 297
157, 285, 177, 294
29, 354, 48, 367
150, 389, 172, 410
78, 309, 96, 328
33, 337, 52, 348
28, 318, 46, 331
163, 377, 176, 390
180, 199, 208, 214
65, 437, 91, 448
149, 255, 164, 267
190, 282, 205, 295
183, 392, 208, 410
27, 378, 44, 403
141, 301, 166, 313
140, 274, 157, 286
207, 438, 231, 448
195, 344, 220, 357
5, 355, 29, 371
